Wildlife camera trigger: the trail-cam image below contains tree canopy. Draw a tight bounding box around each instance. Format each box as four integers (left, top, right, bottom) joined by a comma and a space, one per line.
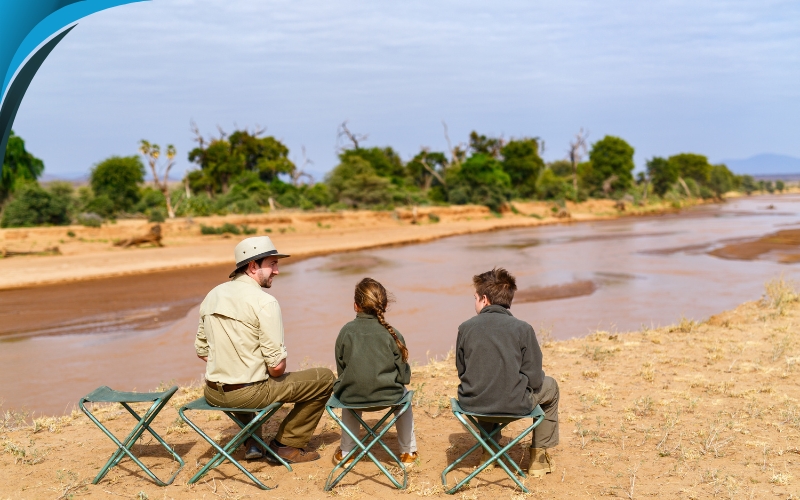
90, 155, 145, 215
646, 157, 679, 196
585, 136, 635, 194
668, 153, 712, 185
500, 138, 544, 198
187, 129, 296, 194
1, 130, 44, 202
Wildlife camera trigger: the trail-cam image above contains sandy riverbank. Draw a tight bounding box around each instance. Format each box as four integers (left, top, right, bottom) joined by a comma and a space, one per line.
1, 279, 798, 499
0, 199, 701, 290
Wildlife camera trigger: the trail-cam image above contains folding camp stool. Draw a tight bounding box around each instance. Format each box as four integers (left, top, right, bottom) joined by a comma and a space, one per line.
441, 399, 545, 494
324, 391, 414, 491
79, 385, 185, 486
178, 398, 291, 490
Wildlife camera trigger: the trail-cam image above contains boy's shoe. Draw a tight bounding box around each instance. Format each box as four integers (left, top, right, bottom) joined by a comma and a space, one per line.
399, 452, 418, 469
244, 439, 263, 460
333, 447, 355, 465
266, 440, 320, 463
527, 447, 553, 478
479, 448, 495, 470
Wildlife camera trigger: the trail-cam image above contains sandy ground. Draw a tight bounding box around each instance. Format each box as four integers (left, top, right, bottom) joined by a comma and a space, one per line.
711, 228, 800, 264
0, 199, 694, 290
2, 280, 798, 499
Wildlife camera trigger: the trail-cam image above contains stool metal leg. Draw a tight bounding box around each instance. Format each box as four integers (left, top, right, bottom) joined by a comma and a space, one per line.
470, 415, 527, 477
223, 411, 293, 471
442, 412, 545, 494
80, 397, 185, 486
324, 402, 410, 491
178, 403, 290, 490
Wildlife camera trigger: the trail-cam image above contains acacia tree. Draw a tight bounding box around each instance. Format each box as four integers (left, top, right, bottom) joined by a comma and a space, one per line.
407, 149, 448, 191
568, 128, 589, 196
139, 140, 176, 218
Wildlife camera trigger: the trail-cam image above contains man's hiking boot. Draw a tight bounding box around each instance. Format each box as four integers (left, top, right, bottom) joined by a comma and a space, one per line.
332, 447, 355, 466
527, 447, 553, 478
266, 440, 320, 463
479, 448, 495, 470
244, 439, 263, 460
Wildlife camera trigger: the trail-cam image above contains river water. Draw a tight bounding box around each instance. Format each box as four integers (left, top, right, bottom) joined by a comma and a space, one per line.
1, 195, 796, 416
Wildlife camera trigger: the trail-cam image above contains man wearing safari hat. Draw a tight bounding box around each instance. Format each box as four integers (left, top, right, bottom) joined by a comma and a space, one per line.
195, 236, 334, 463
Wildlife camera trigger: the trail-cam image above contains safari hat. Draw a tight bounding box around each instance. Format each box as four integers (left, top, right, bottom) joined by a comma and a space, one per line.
230, 236, 290, 277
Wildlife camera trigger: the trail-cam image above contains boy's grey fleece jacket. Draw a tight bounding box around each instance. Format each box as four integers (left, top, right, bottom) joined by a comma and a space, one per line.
456, 304, 544, 415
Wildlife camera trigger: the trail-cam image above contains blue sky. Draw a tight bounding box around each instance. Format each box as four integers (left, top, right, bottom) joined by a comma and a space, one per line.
12, 0, 800, 180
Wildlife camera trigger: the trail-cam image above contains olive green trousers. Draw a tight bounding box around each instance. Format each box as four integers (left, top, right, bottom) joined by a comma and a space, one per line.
204, 367, 335, 448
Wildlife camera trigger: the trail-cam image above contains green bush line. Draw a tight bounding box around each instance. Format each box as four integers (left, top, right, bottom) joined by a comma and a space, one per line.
0, 128, 787, 228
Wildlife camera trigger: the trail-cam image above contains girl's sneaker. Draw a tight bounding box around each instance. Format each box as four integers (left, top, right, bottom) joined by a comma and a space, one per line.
333, 447, 355, 465
399, 452, 418, 468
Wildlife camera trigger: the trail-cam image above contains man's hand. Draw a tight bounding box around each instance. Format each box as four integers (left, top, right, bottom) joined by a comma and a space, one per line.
268, 359, 286, 378
198, 354, 208, 363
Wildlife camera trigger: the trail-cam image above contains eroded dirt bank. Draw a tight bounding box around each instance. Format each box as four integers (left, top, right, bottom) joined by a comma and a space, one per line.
1, 282, 798, 499
0, 199, 693, 290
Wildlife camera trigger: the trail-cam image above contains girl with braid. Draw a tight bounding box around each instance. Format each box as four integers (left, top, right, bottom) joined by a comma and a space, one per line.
331, 277, 418, 466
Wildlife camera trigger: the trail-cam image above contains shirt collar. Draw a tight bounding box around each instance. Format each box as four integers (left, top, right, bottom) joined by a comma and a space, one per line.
233, 273, 261, 288
479, 304, 513, 316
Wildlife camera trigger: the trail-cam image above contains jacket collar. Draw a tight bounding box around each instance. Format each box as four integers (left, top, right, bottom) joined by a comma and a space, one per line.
479, 304, 513, 316
356, 312, 376, 320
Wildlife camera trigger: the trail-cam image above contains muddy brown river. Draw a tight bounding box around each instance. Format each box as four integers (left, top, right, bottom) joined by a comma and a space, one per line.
1, 195, 796, 416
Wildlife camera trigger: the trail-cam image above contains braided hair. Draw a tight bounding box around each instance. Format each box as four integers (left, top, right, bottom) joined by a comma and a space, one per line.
354, 277, 409, 363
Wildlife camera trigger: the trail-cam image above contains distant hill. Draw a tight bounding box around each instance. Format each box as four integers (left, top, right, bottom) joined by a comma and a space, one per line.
722, 154, 800, 175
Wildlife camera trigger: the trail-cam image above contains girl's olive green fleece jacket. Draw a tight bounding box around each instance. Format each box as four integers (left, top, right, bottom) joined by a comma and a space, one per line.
333, 312, 411, 406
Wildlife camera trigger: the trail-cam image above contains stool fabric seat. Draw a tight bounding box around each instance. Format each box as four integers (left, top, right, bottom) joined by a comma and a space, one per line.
441, 398, 545, 494
324, 391, 414, 491
79, 385, 185, 486
178, 397, 291, 490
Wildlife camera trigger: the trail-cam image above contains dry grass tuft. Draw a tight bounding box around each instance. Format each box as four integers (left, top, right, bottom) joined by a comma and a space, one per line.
762, 275, 800, 315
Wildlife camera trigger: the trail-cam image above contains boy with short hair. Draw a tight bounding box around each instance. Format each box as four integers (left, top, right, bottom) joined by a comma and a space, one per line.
455, 267, 560, 477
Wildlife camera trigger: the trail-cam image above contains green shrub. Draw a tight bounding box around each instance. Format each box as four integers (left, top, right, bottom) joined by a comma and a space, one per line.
200, 223, 245, 235
133, 187, 165, 214
148, 208, 166, 222
304, 183, 332, 207
0, 183, 71, 227
178, 193, 214, 217
77, 213, 103, 227
537, 169, 571, 200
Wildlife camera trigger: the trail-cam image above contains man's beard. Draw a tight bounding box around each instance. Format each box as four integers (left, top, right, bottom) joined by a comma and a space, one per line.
259, 272, 273, 288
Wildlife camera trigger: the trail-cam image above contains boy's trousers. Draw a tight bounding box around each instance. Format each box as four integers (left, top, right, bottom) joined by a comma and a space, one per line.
478, 375, 559, 449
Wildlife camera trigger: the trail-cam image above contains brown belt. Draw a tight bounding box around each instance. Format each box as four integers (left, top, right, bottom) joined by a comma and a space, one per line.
205, 380, 260, 392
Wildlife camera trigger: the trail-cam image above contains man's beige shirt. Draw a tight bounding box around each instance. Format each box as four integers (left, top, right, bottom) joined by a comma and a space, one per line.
195, 274, 288, 384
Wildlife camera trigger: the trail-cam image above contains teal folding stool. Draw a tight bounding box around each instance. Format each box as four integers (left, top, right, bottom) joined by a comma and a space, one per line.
324, 391, 414, 491
441, 399, 545, 494
79, 385, 185, 486
178, 398, 292, 490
